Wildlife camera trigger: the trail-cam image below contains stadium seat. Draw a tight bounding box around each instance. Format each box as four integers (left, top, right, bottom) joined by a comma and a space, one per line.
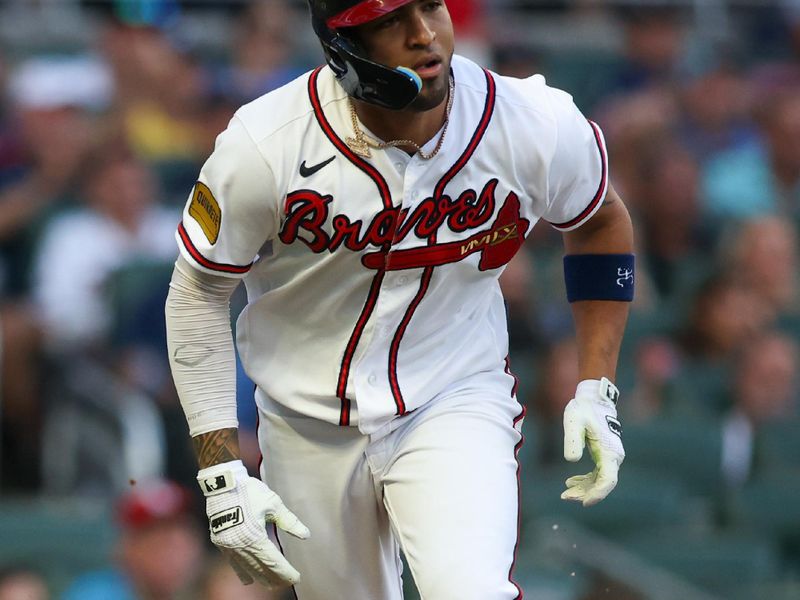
622, 531, 782, 595
0, 499, 115, 593
727, 581, 800, 600
668, 363, 733, 418
522, 465, 702, 540
776, 313, 800, 342
755, 418, 800, 476
726, 476, 800, 562
621, 418, 724, 497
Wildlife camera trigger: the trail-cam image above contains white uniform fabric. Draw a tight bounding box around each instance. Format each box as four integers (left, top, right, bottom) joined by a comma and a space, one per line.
176, 55, 608, 437
257, 367, 525, 600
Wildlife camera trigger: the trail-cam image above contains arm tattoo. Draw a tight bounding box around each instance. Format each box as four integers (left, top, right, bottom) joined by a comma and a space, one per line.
192, 428, 241, 469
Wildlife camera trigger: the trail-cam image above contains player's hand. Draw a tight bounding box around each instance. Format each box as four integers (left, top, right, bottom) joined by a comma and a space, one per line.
561, 377, 624, 506
197, 460, 310, 588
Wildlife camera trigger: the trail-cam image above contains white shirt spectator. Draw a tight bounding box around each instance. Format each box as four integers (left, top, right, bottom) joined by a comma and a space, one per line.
33, 205, 178, 349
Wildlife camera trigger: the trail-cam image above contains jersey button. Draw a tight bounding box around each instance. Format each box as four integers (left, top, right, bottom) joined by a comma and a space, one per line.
398, 276, 408, 285
368, 374, 377, 384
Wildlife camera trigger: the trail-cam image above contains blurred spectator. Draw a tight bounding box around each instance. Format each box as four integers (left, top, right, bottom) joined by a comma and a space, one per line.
0, 567, 49, 600
623, 336, 680, 424
491, 42, 541, 79
0, 300, 43, 490
734, 0, 800, 62
702, 79, 800, 220
212, 0, 308, 106
31, 143, 178, 353
673, 275, 772, 416
630, 135, 713, 303
723, 216, 800, 319
0, 55, 109, 491
610, 5, 687, 95
676, 61, 755, 163
0, 46, 10, 162
721, 331, 799, 487
786, 0, 800, 59
98, 18, 208, 168
680, 275, 771, 363
596, 87, 678, 201
61, 479, 205, 600
28, 142, 183, 491
0, 55, 109, 295
98, 12, 179, 109
122, 50, 209, 166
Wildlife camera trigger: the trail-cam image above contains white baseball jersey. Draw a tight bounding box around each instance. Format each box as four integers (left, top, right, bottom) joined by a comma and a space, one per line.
176, 54, 608, 435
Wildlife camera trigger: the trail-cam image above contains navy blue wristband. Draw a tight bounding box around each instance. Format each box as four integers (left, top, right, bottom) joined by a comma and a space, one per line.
563, 254, 635, 302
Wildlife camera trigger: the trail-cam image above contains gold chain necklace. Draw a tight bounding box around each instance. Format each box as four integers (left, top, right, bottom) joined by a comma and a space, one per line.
346, 75, 455, 160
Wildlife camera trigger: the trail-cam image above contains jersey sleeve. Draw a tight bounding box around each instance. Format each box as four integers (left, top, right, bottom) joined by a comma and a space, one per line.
540, 87, 609, 232
176, 115, 281, 278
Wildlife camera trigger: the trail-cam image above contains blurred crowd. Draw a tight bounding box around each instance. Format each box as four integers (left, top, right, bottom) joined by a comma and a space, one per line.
502, 0, 800, 462
506, 0, 800, 486
1, 479, 282, 600
0, 0, 799, 598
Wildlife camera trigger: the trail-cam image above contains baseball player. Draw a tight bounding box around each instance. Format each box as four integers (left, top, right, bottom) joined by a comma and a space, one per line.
165, 1, 634, 598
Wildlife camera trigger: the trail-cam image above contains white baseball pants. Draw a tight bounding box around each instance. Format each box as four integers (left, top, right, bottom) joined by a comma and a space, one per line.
256, 367, 525, 600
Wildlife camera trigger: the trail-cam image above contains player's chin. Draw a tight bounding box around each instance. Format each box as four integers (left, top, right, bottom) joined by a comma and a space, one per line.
408, 74, 450, 112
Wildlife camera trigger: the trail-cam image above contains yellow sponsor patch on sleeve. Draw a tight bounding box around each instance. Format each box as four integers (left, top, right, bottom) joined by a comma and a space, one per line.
188, 182, 222, 244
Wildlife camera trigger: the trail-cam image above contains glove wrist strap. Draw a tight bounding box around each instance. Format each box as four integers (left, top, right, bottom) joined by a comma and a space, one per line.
576, 377, 619, 405
197, 459, 246, 496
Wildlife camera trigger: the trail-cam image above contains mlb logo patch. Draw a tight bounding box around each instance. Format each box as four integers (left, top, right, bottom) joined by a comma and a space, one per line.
198, 470, 235, 496
204, 475, 227, 494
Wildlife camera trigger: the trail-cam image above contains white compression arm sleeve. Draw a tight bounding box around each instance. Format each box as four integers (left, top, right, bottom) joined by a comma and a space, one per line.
165, 256, 242, 436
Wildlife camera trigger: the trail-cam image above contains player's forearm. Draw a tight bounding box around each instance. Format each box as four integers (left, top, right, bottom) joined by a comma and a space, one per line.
562, 187, 634, 381
569, 301, 629, 380
165, 256, 241, 440
192, 428, 241, 469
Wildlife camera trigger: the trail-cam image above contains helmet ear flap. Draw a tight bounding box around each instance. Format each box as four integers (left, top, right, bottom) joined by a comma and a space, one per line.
321, 29, 359, 78
321, 40, 347, 78
309, 2, 422, 110
320, 33, 422, 109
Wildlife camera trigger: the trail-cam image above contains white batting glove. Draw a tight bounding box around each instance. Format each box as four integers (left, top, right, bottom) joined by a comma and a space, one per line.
562, 377, 624, 506
197, 460, 310, 588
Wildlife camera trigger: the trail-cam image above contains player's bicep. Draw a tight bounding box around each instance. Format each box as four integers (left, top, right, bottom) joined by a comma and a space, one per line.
178, 116, 280, 278
562, 184, 633, 255
541, 88, 608, 232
